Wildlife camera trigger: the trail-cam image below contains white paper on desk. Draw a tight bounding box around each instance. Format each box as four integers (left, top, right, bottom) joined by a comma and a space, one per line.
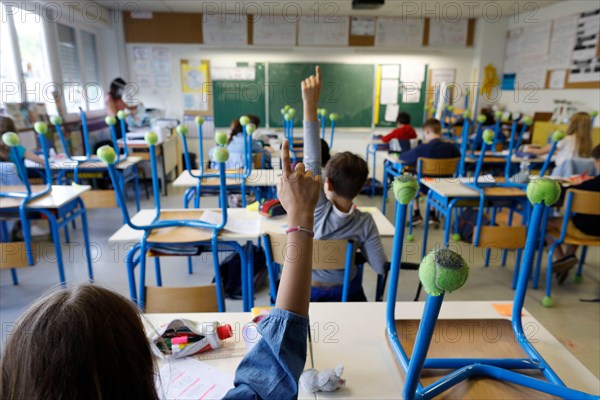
156, 358, 233, 400
384, 104, 399, 122
200, 210, 260, 235
459, 174, 496, 184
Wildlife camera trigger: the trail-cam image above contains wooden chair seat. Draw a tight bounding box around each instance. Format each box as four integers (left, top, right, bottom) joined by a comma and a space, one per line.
146, 210, 216, 244
389, 319, 557, 399
266, 233, 354, 270
145, 285, 219, 313
0, 242, 37, 269
474, 226, 527, 249
494, 209, 523, 226
482, 187, 526, 197
547, 225, 600, 246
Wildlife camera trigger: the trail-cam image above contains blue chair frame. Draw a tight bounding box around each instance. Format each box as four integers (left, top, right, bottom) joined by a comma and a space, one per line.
386, 197, 597, 400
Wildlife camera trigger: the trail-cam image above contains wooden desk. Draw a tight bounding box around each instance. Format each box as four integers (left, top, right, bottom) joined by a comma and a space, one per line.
24, 156, 142, 171
309, 302, 599, 399
144, 311, 315, 399
420, 179, 527, 199
532, 121, 600, 147
0, 185, 90, 209
173, 169, 282, 188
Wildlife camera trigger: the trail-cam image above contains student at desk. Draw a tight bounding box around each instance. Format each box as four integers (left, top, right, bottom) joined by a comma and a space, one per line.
303, 67, 388, 302
381, 111, 417, 151
526, 112, 593, 176
1, 140, 322, 399
397, 118, 461, 225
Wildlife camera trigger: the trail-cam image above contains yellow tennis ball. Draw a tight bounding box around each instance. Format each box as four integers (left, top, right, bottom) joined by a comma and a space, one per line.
104, 116, 117, 126
2, 132, 20, 147
213, 147, 230, 163
97, 145, 116, 164
117, 110, 126, 120
176, 125, 189, 136
34, 121, 48, 135
215, 131, 228, 145
50, 115, 62, 125
195, 115, 204, 125
145, 131, 159, 145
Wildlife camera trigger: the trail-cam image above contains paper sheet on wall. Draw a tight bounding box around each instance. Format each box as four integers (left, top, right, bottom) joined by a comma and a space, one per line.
520, 21, 552, 58
503, 29, 523, 74
203, 14, 248, 46
181, 59, 210, 111
153, 47, 172, 88
547, 15, 577, 70
376, 17, 424, 47
156, 358, 233, 400
381, 65, 400, 79
351, 16, 375, 36
384, 104, 399, 122
549, 69, 566, 88
516, 55, 547, 88
430, 69, 456, 86
253, 16, 296, 46
380, 80, 399, 104
428, 19, 468, 47
298, 16, 349, 46
569, 8, 600, 83
211, 62, 256, 81
132, 46, 152, 75
400, 63, 424, 84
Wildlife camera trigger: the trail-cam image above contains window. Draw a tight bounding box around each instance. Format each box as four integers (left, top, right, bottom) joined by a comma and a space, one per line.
81, 31, 103, 112
0, 6, 20, 103
57, 24, 83, 114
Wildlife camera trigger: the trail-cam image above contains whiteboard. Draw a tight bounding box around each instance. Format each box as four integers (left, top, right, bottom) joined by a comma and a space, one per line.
253, 16, 296, 46
203, 14, 247, 46
428, 19, 468, 47
298, 16, 349, 46
376, 17, 424, 47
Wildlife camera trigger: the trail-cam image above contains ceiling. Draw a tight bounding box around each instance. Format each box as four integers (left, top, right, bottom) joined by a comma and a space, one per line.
94, 0, 561, 17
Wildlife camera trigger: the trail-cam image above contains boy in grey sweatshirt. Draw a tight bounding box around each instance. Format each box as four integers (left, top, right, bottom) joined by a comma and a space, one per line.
300, 66, 388, 301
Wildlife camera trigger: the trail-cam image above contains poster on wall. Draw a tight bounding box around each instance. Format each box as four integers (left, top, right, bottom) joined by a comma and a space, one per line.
152, 47, 172, 88
181, 59, 211, 112
568, 8, 600, 83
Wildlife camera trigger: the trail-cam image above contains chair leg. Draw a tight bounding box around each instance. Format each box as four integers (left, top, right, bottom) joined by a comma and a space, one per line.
211, 237, 226, 312
126, 243, 140, 303
154, 257, 162, 287
543, 243, 560, 307
138, 240, 148, 310
382, 167, 389, 214
46, 213, 66, 287
10, 268, 19, 285
187, 256, 194, 274
77, 199, 94, 282
246, 241, 255, 309
533, 207, 550, 289
574, 246, 587, 283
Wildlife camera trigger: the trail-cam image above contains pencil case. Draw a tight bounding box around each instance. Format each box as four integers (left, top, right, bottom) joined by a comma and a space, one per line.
260, 199, 286, 218
148, 318, 232, 359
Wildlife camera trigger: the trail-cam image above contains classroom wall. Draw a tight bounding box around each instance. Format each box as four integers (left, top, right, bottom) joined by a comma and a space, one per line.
498, 0, 600, 126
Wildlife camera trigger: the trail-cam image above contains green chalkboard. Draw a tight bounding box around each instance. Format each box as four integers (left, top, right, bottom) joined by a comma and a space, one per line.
376, 64, 428, 128
268, 63, 374, 128
213, 63, 266, 128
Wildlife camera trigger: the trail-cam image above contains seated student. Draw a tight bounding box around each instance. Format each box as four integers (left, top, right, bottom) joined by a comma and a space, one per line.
0, 140, 322, 399
210, 115, 272, 169
381, 112, 417, 151
303, 67, 388, 302
526, 112, 593, 176
546, 144, 600, 282
398, 118, 461, 225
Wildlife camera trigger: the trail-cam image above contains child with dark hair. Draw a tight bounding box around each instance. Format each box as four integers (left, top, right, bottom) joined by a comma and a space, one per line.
303, 67, 388, 302
1, 139, 323, 399
381, 111, 417, 144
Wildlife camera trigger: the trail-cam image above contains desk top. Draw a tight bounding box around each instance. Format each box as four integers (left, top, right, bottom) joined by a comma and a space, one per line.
109, 206, 395, 243
24, 156, 142, 171
173, 169, 282, 188
421, 178, 527, 198
0, 185, 90, 209
309, 301, 599, 399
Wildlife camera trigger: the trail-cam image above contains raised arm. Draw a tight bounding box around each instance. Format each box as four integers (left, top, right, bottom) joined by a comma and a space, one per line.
302, 66, 322, 176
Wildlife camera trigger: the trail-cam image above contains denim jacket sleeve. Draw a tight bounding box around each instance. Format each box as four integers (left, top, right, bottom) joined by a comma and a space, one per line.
223, 308, 309, 400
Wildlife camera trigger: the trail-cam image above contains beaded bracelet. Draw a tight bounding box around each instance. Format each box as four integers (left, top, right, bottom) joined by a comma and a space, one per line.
285, 226, 315, 237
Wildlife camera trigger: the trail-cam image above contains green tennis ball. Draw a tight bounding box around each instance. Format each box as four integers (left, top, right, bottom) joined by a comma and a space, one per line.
329, 113, 339, 122
476, 114, 486, 123
280, 108, 287, 115
239, 115, 250, 126
452, 233, 461, 241
463, 110, 471, 119
287, 108, 296, 118
552, 130, 566, 142
96, 145, 116, 164
2, 132, 20, 147
526, 177, 561, 206
50, 115, 62, 125
406, 233, 415, 242
284, 113, 292, 121
590, 111, 598, 117
195, 115, 204, 125
215, 131, 228, 145
145, 131, 159, 145
33, 121, 48, 135
284, 105, 291, 111
117, 110, 126, 120
105, 116, 117, 126
447, 105, 454, 112
176, 124, 188, 136
419, 249, 469, 296
213, 147, 229, 163
246, 123, 256, 134
319, 108, 327, 116
541, 296, 554, 308
495, 110, 503, 118
522, 116, 533, 126
482, 129, 495, 145
392, 174, 419, 205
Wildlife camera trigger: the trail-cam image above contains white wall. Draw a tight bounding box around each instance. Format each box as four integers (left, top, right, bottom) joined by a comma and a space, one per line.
498, 0, 600, 125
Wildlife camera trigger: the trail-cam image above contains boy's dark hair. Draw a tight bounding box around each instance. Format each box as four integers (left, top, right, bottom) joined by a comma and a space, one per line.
321, 139, 331, 166
0, 285, 158, 400
325, 152, 368, 200
592, 144, 600, 160
423, 118, 442, 135
396, 112, 411, 125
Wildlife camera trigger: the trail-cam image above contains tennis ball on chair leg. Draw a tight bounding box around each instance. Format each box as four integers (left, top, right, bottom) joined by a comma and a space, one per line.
104, 116, 117, 126
117, 110, 126, 120
419, 249, 469, 296
552, 130, 566, 142
213, 147, 230, 163
239, 115, 250, 126
452, 233, 461, 241
145, 131, 159, 145
482, 129, 495, 145
34, 121, 48, 135
195, 116, 204, 125
97, 145, 117, 164
526, 177, 561, 206
215, 131, 228, 146
406, 233, 415, 242
392, 174, 419, 205
176, 124, 188, 136
2, 132, 20, 147
476, 114, 487, 124
541, 296, 555, 308
50, 115, 63, 125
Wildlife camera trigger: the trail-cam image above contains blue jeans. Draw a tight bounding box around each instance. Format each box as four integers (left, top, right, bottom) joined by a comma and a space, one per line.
310, 273, 367, 302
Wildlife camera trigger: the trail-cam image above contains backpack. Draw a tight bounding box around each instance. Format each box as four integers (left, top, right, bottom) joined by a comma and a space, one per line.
457, 209, 491, 243
218, 243, 268, 300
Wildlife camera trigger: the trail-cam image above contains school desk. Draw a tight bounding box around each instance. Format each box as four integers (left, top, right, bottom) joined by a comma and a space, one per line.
308, 301, 599, 399
143, 310, 316, 399
24, 156, 143, 211
109, 207, 395, 311
118, 135, 179, 195
0, 184, 94, 285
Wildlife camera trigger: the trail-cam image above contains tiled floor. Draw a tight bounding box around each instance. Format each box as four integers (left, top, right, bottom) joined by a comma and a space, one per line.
1, 186, 599, 379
